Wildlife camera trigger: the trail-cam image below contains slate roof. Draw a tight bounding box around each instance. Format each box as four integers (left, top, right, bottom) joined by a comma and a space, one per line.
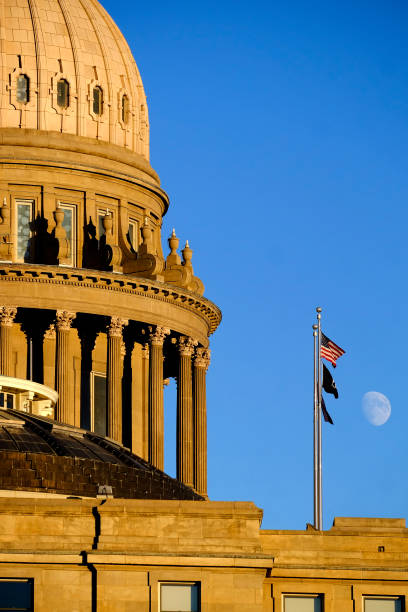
0, 410, 203, 500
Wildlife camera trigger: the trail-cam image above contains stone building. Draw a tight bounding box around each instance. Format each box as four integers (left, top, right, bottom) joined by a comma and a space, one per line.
0, 1, 407, 610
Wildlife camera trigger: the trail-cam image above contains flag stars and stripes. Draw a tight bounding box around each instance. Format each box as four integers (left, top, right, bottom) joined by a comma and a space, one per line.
320, 332, 345, 367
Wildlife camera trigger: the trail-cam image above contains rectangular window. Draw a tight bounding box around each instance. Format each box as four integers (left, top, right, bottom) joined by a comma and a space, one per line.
0, 393, 18, 410
284, 595, 322, 612
160, 583, 199, 612
97, 210, 106, 239
91, 372, 106, 436
127, 218, 138, 251
0, 578, 33, 611
16, 199, 33, 262
58, 203, 76, 267
365, 598, 403, 612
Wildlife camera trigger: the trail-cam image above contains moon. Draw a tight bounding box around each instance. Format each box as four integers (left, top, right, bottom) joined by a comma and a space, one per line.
362, 391, 391, 426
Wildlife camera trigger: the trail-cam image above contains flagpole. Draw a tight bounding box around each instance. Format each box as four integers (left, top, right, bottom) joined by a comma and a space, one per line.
316, 306, 323, 530
313, 323, 318, 530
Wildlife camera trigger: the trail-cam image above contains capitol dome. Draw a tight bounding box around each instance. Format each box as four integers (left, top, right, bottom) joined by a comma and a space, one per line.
0, 0, 149, 158
0, 0, 219, 508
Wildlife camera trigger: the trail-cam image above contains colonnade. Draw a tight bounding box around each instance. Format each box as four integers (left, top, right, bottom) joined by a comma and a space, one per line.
0, 307, 210, 498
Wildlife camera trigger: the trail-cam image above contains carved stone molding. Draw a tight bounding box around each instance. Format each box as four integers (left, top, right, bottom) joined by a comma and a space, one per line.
194, 347, 211, 369
0, 306, 17, 327
107, 317, 129, 338
150, 326, 170, 347
0, 264, 221, 336
56, 310, 76, 331
178, 335, 198, 357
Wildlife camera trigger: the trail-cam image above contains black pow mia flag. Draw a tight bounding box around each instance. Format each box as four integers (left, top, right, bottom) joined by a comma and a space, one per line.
321, 395, 333, 425
323, 363, 339, 399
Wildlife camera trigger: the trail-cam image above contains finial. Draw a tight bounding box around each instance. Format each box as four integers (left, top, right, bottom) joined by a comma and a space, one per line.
182, 240, 192, 267
312, 324, 318, 330
167, 227, 179, 260
316, 307, 322, 313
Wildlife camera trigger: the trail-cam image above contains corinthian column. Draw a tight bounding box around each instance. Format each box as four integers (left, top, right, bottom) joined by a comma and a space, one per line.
55, 310, 76, 423
148, 326, 169, 470
0, 307, 17, 376
177, 336, 197, 487
194, 347, 210, 498
107, 317, 128, 443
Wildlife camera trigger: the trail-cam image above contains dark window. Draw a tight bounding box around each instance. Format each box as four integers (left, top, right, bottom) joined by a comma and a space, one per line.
93, 86, 103, 115
92, 373, 106, 436
57, 79, 69, 108
16, 75, 29, 104
0, 579, 33, 611
121, 94, 129, 123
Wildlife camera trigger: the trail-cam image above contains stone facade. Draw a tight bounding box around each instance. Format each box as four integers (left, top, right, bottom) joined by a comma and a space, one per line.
0, 498, 407, 611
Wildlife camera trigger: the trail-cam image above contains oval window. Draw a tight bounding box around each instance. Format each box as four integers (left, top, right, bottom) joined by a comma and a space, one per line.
16, 74, 29, 104
57, 79, 69, 108
121, 94, 129, 124
93, 86, 103, 116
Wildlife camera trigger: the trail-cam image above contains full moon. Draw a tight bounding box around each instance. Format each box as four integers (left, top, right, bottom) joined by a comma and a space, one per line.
362, 391, 391, 426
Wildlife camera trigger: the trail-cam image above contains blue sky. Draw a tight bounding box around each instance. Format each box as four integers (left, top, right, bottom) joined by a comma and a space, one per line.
103, 0, 408, 529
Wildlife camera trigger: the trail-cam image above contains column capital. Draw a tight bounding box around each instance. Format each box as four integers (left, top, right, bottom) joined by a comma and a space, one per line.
56, 310, 76, 331
44, 324, 56, 340
150, 326, 170, 347
178, 336, 198, 357
194, 347, 211, 369
0, 306, 17, 327
107, 316, 128, 338
141, 343, 150, 359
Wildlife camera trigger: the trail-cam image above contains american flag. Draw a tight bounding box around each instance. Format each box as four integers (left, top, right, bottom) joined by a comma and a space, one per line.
321, 332, 345, 367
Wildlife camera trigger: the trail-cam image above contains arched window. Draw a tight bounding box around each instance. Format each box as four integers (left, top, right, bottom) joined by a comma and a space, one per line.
93, 86, 103, 116
121, 94, 129, 124
16, 74, 29, 104
57, 79, 69, 108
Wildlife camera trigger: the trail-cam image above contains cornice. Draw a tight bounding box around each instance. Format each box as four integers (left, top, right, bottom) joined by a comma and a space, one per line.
0, 264, 222, 336
0, 129, 157, 182
0, 129, 169, 212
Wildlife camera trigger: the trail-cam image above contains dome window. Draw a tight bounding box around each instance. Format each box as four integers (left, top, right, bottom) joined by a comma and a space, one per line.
57, 79, 69, 109
93, 86, 103, 116
16, 74, 29, 104
121, 94, 129, 124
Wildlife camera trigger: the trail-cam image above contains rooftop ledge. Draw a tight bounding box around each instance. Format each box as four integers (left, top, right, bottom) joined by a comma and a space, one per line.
261, 517, 407, 536
331, 517, 407, 531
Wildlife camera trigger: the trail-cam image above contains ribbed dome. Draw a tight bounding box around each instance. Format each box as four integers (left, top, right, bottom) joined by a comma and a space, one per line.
0, 0, 149, 158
